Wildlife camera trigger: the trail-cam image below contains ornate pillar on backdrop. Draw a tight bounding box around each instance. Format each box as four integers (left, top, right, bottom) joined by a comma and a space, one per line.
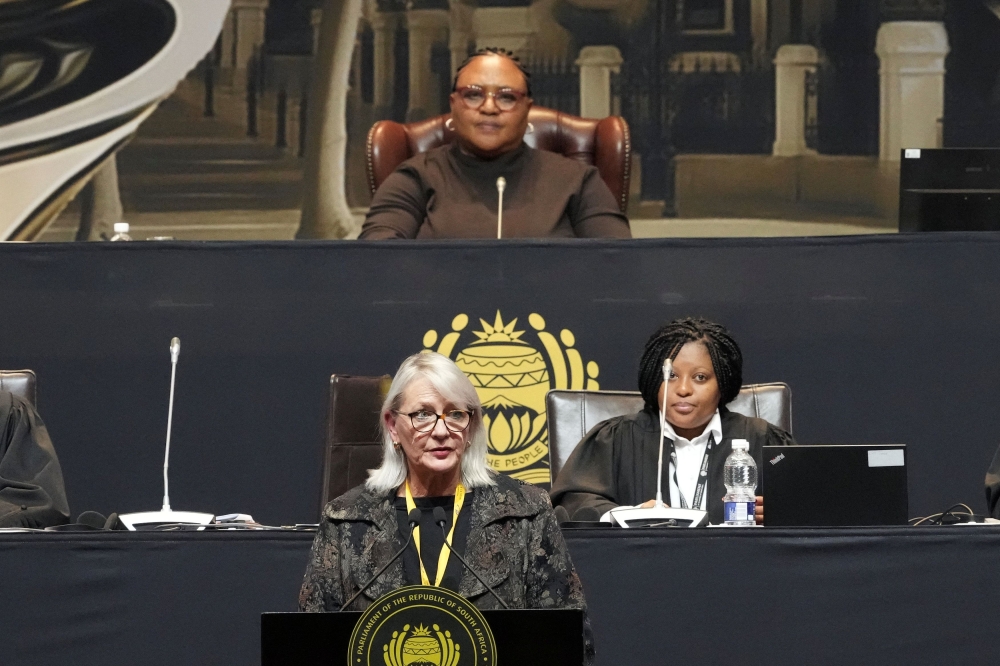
224, 0, 270, 89
875, 21, 949, 161
772, 44, 819, 157
298, 0, 365, 239
406, 7, 449, 121
311, 8, 324, 54
871, 0, 947, 221
448, 1, 473, 76
220, 8, 237, 76
576, 46, 622, 119
371, 10, 400, 119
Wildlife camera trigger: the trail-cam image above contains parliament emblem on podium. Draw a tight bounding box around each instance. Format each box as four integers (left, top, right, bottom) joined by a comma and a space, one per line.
349, 585, 496, 666
422, 311, 600, 486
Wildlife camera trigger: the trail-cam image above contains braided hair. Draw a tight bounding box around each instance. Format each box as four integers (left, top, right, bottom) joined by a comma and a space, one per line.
452, 47, 533, 97
637, 317, 744, 412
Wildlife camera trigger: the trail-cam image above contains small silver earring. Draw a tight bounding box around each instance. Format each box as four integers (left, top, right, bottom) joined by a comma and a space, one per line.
526, 122, 534, 134
445, 118, 454, 131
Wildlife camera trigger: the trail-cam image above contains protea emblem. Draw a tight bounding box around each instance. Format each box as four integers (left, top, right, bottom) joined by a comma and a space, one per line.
422, 311, 600, 485
382, 623, 459, 666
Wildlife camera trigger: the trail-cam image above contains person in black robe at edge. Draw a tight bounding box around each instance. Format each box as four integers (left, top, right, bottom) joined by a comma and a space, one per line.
550, 318, 795, 526
983, 446, 1000, 518
0, 389, 70, 528
358, 47, 631, 240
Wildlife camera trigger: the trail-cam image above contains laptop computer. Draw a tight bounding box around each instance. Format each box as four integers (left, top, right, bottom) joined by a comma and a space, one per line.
761, 445, 908, 527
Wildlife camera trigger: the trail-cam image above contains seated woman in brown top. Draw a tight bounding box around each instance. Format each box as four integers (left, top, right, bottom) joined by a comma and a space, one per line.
359, 48, 631, 240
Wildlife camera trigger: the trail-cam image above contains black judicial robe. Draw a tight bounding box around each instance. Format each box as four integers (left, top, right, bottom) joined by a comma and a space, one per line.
550, 407, 795, 525
984, 444, 1000, 519
0, 390, 70, 528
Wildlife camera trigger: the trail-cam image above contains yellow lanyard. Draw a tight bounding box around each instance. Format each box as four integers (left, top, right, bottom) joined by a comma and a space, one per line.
404, 480, 466, 587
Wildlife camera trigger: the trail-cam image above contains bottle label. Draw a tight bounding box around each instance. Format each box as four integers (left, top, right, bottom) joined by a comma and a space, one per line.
724, 501, 754, 524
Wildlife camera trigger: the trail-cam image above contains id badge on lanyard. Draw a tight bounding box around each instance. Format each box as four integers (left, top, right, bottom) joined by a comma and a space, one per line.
669, 433, 716, 510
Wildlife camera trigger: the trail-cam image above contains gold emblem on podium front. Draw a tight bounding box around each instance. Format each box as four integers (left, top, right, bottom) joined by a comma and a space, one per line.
422, 311, 600, 486
348, 585, 496, 666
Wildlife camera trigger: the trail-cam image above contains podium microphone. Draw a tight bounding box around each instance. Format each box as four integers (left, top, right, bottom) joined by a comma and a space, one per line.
119, 337, 214, 530
433, 506, 509, 609
342, 508, 421, 611
655, 357, 672, 509
496, 177, 506, 239
164, 336, 180, 511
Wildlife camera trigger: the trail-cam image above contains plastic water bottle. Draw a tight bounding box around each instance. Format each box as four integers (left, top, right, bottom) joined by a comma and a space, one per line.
723, 439, 757, 526
110, 222, 132, 241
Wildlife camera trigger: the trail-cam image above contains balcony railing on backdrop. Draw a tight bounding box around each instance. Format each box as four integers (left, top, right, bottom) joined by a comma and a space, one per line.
524, 56, 579, 116
613, 53, 775, 203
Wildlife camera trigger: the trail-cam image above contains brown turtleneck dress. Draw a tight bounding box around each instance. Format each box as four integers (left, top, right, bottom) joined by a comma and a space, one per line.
359, 142, 631, 239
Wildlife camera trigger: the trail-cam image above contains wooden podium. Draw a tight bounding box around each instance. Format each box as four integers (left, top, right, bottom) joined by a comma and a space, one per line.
262, 609, 584, 666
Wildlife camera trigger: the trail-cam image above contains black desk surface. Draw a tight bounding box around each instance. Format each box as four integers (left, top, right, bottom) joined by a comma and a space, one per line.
3, 526, 1000, 666
4, 237, 1000, 524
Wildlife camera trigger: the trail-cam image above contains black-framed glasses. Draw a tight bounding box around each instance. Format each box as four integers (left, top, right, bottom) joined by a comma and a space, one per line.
395, 409, 473, 433
454, 85, 528, 112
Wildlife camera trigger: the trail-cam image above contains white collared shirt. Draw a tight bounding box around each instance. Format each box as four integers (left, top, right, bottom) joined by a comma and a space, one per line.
664, 410, 723, 511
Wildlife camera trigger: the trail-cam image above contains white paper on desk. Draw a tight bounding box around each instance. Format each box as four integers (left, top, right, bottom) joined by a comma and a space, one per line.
868, 449, 904, 467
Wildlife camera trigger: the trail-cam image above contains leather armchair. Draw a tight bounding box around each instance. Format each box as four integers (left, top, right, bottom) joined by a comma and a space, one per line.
0, 369, 37, 407
366, 107, 632, 213
546, 383, 793, 480
320, 374, 392, 510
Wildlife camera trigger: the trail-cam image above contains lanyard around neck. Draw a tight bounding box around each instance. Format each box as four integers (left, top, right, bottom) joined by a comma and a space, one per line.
404, 480, 466, 587
668, 432, 716, 510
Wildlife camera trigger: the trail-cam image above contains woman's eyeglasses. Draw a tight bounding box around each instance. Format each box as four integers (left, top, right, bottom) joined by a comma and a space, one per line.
454, 86, 528, 112
395, 409, 473, 433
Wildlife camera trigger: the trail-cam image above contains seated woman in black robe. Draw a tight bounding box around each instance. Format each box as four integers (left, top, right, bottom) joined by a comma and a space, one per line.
550, 318, 795, 525
0, 389, 70, 528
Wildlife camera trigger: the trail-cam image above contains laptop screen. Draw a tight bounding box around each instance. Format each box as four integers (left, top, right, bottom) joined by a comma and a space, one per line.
761, 445, 908, 527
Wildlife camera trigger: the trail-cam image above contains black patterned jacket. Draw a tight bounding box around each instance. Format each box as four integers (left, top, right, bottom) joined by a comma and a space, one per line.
299, 473, 595, 663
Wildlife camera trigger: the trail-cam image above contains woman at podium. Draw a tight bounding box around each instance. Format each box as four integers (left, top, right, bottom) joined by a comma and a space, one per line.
299, 352, 594, 662
550, 317, 795, 525
358, 48, 630, 240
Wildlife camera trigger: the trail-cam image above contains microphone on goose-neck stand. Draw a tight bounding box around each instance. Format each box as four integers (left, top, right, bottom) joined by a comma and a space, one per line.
496, 177, 506, 239
432, 506, 509, 609
654, 357, 672, 509
341, 508, 422, 611
118, 337, 215, 530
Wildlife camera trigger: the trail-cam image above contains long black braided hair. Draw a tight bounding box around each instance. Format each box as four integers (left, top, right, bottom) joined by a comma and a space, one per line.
452, 47, 533, 97
637, 317, 743, 412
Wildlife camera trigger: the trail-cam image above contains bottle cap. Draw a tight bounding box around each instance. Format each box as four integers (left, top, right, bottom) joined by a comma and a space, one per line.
732, 439, 750, 450
113, 222, 130, 233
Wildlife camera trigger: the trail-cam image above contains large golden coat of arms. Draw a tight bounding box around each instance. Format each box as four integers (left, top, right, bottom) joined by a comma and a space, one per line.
422, 311, 600, 486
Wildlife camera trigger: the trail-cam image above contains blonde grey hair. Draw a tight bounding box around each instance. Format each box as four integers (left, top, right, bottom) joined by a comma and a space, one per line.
366, 351, 496, 494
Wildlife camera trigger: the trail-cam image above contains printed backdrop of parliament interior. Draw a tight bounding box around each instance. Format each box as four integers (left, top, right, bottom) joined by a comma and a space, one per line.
0, 236, 997, 524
